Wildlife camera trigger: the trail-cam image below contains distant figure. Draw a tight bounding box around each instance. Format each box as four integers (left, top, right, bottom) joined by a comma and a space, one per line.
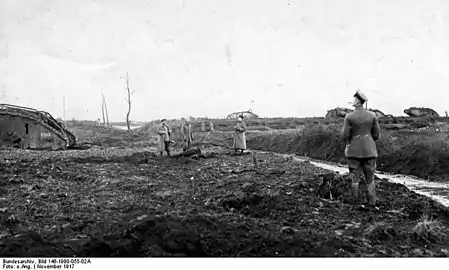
157, 119, 171, 156
181, 118, 194, 152
233, 115, 247, 154
210, 121, 214, 131
445, 111, 448, 117
341, 90, 381, 209
96, 118, 101, 126
201, 122, 206, 132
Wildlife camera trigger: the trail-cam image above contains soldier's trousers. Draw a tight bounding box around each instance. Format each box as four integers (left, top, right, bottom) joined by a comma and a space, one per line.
347, 157, 377, 205
183, 140, 191, 152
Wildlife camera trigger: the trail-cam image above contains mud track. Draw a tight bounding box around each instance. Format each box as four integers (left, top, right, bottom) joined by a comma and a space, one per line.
1, 144, 449, 257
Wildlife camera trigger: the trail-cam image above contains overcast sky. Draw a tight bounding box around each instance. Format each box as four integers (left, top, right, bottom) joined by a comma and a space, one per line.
1, 0, 449, 121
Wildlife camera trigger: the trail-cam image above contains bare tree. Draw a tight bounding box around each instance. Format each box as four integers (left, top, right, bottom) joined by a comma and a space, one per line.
101, 91, 109, 126
104, 95, 109, 126
101, 92, 106, 126
101, 104, 106, 126
120, 72, 132, 131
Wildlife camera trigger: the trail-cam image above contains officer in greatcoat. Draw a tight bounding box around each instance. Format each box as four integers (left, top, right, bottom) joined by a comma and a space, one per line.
181, 118, 194, 152
341, 90, 381, 208
233, 115, 247, 154
157, 119, 171, 156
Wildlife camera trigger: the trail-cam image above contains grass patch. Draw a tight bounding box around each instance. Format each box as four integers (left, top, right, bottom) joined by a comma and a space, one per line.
411, 214, 448, 244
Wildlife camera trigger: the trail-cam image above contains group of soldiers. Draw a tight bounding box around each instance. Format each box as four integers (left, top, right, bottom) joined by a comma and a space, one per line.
156, 89, 381, 209
156, 116, 248, 157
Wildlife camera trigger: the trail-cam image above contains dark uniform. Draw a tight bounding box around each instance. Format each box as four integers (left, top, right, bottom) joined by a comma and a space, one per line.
341, 91, 381, 205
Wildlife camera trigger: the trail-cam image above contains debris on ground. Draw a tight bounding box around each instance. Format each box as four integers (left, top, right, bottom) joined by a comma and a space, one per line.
1, 140, 449, 257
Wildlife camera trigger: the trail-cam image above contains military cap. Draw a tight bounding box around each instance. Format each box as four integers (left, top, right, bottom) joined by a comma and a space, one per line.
160, 119, 167, 122
354, 90, 368, 102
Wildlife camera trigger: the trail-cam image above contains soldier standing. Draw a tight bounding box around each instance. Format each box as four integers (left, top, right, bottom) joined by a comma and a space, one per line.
157, 119, 171, 156
181, 118, 194, 152
233, 115, 247, 155
209, 121, 214, 131
341, 90, 381, 209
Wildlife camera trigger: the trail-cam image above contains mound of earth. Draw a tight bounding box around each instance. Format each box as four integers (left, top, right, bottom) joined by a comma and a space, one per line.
1, 145, 449, 257
244, 128, 449, 182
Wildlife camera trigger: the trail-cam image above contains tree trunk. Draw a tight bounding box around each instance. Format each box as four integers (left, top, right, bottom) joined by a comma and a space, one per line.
101, 93, 106, 126
125, 72, 132, 131
103, 94, 109, 125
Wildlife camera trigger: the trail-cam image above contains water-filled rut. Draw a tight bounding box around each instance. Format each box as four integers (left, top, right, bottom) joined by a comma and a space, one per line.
249, 149, 449, 207
297, 156, 449, 207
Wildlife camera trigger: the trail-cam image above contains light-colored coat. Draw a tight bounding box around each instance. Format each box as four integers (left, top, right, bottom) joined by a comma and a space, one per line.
233, 121, 247, 150
341, 107, 381, 158
181, 124, 193, 142
157, 124, 171, 152
181, 124, 194, 142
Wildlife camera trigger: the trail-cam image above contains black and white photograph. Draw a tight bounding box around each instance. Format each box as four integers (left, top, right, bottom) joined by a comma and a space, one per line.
0, 0, 449, 265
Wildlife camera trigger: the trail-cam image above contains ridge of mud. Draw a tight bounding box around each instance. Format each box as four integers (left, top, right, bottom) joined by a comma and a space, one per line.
246, 128, 449, 182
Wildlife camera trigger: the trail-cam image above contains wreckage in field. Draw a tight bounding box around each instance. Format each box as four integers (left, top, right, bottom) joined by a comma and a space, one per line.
325, 107, 353, 118
226, 109, 259, 120
368, 108, 386, 118
367, 108, 397, 121
0, 104, 77, 150
403, 107, 440, 117
326, 107, 396, 121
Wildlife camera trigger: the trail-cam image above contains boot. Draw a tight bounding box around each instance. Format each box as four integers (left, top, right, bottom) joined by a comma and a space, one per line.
367, 182, 376, 206
160, 151, 163, 156
359, 182, 368, 204
351, 183, 360, 203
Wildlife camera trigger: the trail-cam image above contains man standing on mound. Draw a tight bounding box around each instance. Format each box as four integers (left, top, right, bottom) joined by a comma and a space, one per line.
341, 90, 381, 209
233, 115, 247, 155
157, 119, 171, 156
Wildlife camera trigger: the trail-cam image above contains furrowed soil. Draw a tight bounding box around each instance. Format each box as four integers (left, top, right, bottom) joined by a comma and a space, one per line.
240, 126, 449, 182
1, 127, 449, 257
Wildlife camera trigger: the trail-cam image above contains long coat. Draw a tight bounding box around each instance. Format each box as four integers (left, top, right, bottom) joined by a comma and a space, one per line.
181, 124, 194, 142
157, 124, 171, 152
341, 107, 381, 158
233, 121, 247, 150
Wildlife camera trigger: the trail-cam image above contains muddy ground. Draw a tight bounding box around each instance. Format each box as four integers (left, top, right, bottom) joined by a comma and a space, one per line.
238, 126, 449, 182
1, 126, 449, 257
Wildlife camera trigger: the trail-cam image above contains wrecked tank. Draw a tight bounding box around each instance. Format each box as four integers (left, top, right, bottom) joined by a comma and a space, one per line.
368, 108, 397, 121
403, 107, 439, 117
0, 104, 77, 150
226, 109, 259, 120
325, 107, 353, 118
368, 109, 386, 118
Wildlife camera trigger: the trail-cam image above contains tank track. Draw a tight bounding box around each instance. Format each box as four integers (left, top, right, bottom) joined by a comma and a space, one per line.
0, 104, 77, 149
